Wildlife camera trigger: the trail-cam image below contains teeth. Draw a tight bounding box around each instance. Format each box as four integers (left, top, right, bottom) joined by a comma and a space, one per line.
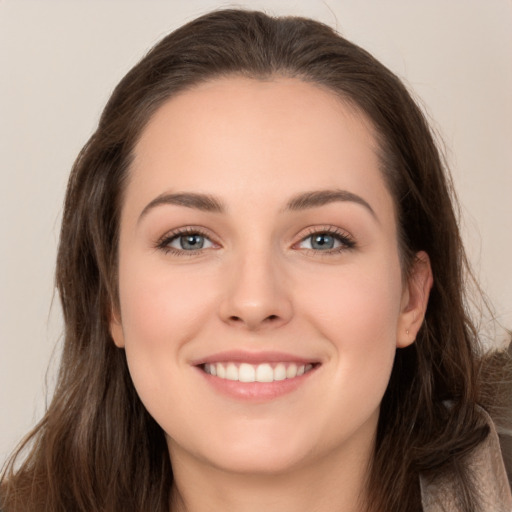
239, 363, 255, 382
217, 363, 226, 378
286, 363, 298, 378
226, 363, 238, 381
274, 363, 286, 381
256, 363, 273, 382
203, 362, 315, 382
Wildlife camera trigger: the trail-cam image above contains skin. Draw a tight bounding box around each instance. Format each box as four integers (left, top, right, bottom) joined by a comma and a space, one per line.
110, 77, 433, 512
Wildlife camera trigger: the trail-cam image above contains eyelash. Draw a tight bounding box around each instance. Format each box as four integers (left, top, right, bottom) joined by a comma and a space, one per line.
296, 226, 356, 254
156, 227, 216, 256
155, 225, 356, 256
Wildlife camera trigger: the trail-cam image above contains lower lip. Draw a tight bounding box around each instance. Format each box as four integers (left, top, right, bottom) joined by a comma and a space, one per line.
196, 366, 319, 401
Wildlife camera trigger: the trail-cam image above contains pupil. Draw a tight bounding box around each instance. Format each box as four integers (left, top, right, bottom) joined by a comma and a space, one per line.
181, 234, 204, 250
312, 234, 334, 250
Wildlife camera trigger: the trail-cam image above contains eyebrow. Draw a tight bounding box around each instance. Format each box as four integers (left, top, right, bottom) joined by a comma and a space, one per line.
138, 192, 224, 222
284, 189, 377, 219
138, 188, 377, 222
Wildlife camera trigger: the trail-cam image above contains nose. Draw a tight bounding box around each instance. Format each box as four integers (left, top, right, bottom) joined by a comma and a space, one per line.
218, 248, 293, 331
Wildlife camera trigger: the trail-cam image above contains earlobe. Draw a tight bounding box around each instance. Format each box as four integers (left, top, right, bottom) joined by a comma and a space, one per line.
397, 251, 433, 348
109, 309, 126, 348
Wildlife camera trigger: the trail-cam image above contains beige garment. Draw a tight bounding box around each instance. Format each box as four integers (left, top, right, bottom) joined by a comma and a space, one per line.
420, 408, 512, 512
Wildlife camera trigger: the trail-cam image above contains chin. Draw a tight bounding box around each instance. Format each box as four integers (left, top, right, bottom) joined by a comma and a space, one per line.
207, 442, 309, 476
167, 422, 316, 476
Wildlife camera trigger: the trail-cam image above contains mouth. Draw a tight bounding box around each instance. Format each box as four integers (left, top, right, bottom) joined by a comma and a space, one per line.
201, 361, 316, 383
193, 351, 321, 400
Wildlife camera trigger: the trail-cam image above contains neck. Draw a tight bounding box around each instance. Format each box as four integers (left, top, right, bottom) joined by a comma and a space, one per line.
168, 435, 374, 512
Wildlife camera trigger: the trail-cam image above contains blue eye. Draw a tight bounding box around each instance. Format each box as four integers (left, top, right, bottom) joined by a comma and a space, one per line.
310, 233, 337, 250
158, 230, 215, 254
298, 230, 355, 252
170, 234, 210, 250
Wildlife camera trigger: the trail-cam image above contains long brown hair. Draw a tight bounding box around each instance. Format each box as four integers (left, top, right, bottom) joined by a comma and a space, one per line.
1, 9, 510, 512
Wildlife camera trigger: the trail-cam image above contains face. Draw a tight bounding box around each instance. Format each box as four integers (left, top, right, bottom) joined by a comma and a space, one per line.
110, 77, 431, 476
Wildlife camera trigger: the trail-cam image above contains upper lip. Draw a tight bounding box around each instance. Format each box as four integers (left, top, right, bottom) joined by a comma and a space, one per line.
190, 350, 321, 366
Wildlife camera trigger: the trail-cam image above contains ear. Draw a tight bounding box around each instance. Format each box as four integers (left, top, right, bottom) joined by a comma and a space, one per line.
396, 251, 433, 348
109, 307, 126, 348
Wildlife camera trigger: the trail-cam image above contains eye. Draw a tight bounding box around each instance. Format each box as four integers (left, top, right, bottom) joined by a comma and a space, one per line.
296, 228, 355, 253
157, 228, 216, 255
169, 233, 213, 251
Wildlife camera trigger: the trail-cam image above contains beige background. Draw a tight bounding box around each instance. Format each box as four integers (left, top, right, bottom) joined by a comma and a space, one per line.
1, 0, 511, 462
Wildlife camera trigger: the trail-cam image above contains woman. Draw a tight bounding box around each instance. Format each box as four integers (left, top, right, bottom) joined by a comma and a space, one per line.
1, 9, 511, 512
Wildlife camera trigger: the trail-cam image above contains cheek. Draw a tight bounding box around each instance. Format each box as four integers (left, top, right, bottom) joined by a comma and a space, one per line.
299, 259, 403, 402
118, 255, 215, 343
116, 256, 218, 404
302, 259, 402, 343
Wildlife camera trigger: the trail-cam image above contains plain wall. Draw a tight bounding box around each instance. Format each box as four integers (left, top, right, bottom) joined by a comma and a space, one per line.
1, 0, 511, 463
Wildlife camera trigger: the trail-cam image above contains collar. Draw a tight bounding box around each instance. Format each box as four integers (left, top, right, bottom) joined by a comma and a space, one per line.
420, 407, 512, 511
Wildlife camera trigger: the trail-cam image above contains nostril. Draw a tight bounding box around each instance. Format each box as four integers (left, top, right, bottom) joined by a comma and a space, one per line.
227, 314, 280, 325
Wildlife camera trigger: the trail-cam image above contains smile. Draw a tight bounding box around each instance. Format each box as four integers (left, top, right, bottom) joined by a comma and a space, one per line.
202, 362, 315, 383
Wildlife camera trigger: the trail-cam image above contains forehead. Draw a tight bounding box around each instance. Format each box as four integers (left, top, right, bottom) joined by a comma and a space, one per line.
127, 76, 394, 225
134, 76, 378, 165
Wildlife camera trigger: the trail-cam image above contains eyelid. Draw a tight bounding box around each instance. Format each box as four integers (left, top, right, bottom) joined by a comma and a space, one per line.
155, 226, 220, 255
293, 225, 356, 252
154, 224, 356, 256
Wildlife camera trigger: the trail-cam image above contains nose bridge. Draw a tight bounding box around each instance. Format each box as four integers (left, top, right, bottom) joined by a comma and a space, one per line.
219, 236, 292, 329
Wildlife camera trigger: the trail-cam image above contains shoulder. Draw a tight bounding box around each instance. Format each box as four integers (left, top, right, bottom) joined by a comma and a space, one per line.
420, 406, 512, 511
